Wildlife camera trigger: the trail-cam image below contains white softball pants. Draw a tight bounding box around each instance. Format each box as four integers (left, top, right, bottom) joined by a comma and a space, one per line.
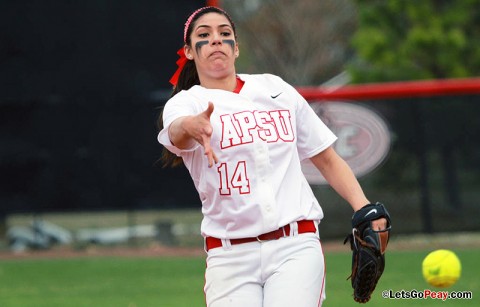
204, 232, 326, 307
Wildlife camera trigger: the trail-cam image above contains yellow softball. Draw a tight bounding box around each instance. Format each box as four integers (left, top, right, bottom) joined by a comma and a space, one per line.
422, 249, 461, 288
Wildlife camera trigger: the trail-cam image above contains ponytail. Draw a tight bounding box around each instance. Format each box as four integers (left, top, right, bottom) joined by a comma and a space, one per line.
157, 60, 200, 167
171, 60, 200, 97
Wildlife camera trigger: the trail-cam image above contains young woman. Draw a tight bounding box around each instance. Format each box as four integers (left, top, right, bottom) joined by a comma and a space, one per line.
158, 6, 388, 307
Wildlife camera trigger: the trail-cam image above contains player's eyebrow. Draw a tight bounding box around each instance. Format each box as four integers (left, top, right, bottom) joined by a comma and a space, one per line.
195, 24, 233, 31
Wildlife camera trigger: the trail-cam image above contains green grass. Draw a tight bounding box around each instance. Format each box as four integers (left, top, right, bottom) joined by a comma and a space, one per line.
0, 257, 206, 307
0, 249, 478, 306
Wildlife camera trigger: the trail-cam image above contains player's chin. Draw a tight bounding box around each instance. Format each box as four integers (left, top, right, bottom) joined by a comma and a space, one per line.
209, 57, 233, 67
207, 64, 235, 78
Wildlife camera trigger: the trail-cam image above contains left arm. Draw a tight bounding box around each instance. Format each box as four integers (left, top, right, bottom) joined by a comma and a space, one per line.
310, 146, 386, 230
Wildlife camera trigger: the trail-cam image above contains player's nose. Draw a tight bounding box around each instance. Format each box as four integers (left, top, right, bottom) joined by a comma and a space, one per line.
211, 32, 222, 45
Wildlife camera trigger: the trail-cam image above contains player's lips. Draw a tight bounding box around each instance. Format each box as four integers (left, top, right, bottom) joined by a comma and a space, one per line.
209, 50, 226, 58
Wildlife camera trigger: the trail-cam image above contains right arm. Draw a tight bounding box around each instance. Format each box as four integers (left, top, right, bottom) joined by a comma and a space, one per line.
168, 102, 218, 167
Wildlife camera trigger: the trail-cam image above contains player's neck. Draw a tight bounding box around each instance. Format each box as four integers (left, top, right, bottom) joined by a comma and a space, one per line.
200, 74, 238, 92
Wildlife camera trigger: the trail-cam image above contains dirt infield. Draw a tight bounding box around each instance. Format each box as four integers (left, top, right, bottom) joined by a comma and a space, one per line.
1, 232, 479, 260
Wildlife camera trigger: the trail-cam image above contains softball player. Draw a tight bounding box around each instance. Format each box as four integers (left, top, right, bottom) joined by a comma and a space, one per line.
157, 7, 387, 307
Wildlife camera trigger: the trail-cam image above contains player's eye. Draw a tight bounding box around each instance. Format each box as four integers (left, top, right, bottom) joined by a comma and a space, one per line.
221, 31, 231, 37
198, 33, 209, 38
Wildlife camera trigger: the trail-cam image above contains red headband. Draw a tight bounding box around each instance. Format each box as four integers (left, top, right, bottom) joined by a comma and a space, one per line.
184, 7, 211, 43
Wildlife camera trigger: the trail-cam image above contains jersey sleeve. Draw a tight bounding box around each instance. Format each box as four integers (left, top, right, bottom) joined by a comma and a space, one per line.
157, 92, 201, 155
282, 79, 337, 160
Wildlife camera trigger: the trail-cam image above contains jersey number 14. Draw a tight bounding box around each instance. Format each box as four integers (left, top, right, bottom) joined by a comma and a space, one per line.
217, 161, 251, 195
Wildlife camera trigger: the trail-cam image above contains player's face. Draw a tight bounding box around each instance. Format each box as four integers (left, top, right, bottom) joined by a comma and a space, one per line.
185, 13, 239, 81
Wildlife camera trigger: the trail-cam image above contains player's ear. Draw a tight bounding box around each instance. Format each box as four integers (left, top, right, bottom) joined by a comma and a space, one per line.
184, 45, 194, 60
234, 42, 239, 58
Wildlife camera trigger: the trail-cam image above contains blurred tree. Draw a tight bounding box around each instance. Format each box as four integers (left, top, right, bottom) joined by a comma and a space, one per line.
349, 0, 480, 82
223, 0, 357, 85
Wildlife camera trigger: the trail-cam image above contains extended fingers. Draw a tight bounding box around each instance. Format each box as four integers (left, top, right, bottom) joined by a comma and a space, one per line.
204, 145, 218, 168
198, 102, 217, 167
201, 135, 218, 168
212, 151, 219, 164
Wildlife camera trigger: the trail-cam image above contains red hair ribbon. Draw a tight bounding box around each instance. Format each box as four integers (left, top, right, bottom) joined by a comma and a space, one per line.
169, 7, 207, 87
169, 47, 188, 87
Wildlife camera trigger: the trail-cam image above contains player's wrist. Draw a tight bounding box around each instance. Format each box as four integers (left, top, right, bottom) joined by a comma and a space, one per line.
351, 199, 370, 212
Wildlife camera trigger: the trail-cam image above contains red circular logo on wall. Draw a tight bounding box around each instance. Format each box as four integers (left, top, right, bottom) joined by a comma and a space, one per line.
301, 101, 391, 185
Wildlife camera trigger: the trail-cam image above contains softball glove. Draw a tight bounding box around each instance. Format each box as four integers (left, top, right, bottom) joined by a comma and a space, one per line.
344, 202, 391, 303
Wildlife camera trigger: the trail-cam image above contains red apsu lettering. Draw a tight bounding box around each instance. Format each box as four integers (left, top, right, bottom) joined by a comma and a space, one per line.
220, 110, 294, 149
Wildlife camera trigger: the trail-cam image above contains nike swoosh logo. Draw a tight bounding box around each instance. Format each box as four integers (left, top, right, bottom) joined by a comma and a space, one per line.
365, 208, 377, 217
271, 92, 282, 99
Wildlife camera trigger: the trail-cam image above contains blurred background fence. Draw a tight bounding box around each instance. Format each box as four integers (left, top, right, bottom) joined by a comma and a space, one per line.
300, 81, 480, 239
1, 0, 479, 251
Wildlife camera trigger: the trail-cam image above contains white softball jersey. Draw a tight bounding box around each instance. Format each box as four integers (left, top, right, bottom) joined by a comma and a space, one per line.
158, 73, 337, 239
